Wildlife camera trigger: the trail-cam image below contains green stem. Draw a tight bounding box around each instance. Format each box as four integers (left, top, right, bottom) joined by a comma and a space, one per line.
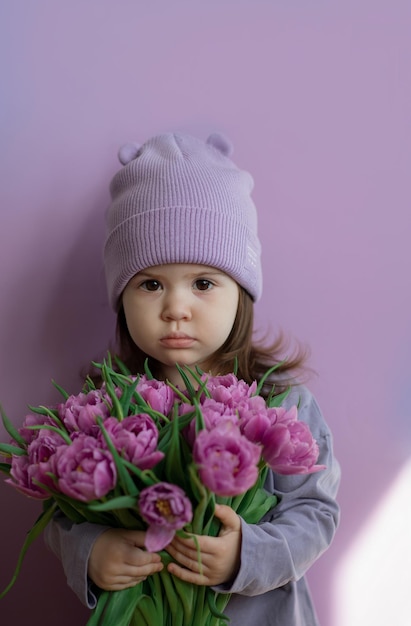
0, 500, 57, 598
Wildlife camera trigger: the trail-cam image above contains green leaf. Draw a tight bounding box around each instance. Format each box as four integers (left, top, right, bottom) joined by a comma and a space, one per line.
165, 383, 192, 411
86, 590, 110, 626
147, 572, 165, 625
164, 422, 194, 495
51, 380, 70, 401
0, 405, 27, 448
193, 399, 206, 435
157, 409, 194, 454
0, 442, 27, 457
175, 363, 196, 397
87, 586, 150, 626
54, 497, 88, 524
0, 500, 57, 598
180, 365, 208, 400
159, 551, 198, 624
27, 405, 68, 437
234, 484, 278, 524
0, 462, 11, 475
28, 404, 58, 419
143, 358, 154, 380
210, 591, 231, 624
26, 424, 72, 445
267, 386, 291, 408
88, 495, 137, 512
187, 464, 213, 535
129, 596, 159, 626
83, 375, 97, 392
255, 360, 287, 396
102, 365, 124, 420
207, 588, 230, 621
118, 376, 140, 416
121, 460, 158, 488
114, 355, 132, 376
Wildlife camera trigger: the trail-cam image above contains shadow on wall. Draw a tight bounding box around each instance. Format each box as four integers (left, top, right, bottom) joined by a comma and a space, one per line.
0, 199, 115, 625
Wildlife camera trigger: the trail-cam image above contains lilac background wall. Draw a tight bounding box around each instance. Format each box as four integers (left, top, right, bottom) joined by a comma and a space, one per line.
1, 1, 410, 624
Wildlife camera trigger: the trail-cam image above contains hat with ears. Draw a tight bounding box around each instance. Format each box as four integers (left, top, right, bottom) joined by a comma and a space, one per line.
104, 131, 262, 310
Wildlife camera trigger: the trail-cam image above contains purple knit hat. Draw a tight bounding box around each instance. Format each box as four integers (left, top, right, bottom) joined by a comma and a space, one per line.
104, 132, 262, 310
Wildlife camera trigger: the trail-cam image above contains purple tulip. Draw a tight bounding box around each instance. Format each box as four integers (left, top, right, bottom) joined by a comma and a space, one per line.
201, 374, 257, 406
28, 428, 67, 487
6, 454, 50, 499
182, 398, 239, 447
136, 376, 176, 415
58, 390, 111, 437
6, 427, 68, 498
27, 428, 66, 462
237, 395, 272, 443
139, 482, 193, 552
18, 413, 57, 445
99, 414, 164, 469
52, 434, 117, 501
261, 406, 325, 474
193, 424, 261, 497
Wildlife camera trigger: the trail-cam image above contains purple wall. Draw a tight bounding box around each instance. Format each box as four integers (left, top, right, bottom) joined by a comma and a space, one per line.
1, 1, 410, 624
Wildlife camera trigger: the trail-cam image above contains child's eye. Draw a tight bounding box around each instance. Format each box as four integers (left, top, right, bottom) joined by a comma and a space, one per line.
194, 279, 213, 291
141, 280, 162, 291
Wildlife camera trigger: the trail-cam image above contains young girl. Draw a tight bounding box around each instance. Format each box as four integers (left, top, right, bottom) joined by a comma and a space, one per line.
44, 131, 340, 625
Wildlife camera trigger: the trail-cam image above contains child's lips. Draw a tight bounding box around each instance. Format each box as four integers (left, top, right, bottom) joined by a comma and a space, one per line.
160, 333, 196, 348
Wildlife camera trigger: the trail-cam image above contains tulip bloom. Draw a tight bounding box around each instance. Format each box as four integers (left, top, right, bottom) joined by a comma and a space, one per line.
237, 395, 272, 443
139, 482, 193, 552
193, 424, 261, 497
201, 373, 256, 406
6, 454, 50, 499
100, 414, 164, 469
52, 435, 116, 501
261, 406, 325, 474
182, 398, 239, 447
136, 376, 176, 415
58, 390, 111, 437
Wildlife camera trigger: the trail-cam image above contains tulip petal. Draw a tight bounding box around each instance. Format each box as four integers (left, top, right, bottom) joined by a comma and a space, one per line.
145, 524, 175, 552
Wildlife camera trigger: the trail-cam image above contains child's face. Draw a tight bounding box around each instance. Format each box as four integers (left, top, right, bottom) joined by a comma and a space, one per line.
122, 263, 239, 384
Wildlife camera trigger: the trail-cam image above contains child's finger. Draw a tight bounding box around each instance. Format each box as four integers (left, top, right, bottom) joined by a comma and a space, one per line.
214, 504, 241, 533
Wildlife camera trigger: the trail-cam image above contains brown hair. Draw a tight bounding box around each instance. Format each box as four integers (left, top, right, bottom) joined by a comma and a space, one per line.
109, 287, 309, 397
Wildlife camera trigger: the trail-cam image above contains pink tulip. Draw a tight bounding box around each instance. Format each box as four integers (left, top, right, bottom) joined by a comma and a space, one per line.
6, 454, 50, 499
193, 423, 261, 497
100, 414, 164, 469
52, 435, 116, 501
201, 373, 256, 406
136, 376, 176, 415
18, 413, 57, 445
261, 406, 325, 474
237, 395, 272, 443
139, 482, 193, 552
58, 390, 111, 437
182, 398, 239, 447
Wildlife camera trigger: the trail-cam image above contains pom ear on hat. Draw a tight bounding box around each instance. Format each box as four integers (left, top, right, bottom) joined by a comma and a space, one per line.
120, 133, 232, 164
118, 142, 142, 165
206, 132, 233, 157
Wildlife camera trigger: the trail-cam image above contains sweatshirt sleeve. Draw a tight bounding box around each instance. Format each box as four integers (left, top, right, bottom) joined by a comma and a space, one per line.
44, 512, 110, 608
215, 385, 341, 597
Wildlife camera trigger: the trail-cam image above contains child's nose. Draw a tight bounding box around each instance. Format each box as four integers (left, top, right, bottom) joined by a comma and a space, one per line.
161, 290, 192, 321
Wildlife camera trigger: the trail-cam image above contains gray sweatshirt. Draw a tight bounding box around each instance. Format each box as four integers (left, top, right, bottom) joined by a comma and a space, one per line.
44, 385, 341, 626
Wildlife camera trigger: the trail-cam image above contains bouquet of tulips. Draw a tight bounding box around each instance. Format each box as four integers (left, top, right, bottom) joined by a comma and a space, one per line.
0, 355, 324, 625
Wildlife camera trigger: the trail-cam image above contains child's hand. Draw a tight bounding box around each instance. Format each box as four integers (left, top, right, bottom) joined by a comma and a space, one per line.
88, 528, 164, 591
166, 504, 242, 586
